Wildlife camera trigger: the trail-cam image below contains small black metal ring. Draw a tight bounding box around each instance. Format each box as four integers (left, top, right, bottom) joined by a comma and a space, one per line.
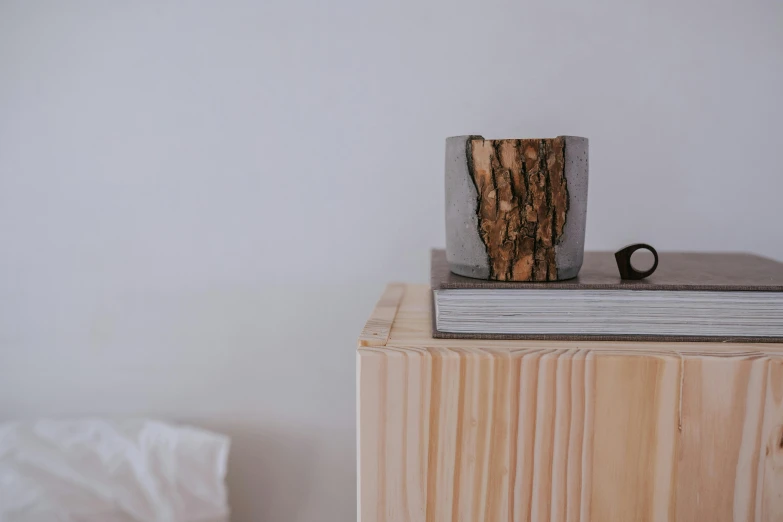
614, 243, 658, 280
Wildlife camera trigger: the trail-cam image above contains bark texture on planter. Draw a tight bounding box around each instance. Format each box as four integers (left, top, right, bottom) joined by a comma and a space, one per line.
445, 135, 588, 282
467, 137, 567, 281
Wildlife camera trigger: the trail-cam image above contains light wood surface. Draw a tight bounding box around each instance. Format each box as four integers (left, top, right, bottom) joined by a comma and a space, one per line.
358, 284, 783, 522
359, 283, 405, 347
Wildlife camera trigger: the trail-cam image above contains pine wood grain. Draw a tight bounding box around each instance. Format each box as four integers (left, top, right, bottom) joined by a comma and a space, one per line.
358, 284, 783, 521
358, 283, 405, 347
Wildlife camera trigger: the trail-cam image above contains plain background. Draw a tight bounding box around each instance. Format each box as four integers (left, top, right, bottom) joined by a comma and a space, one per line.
1, 1, 782, 520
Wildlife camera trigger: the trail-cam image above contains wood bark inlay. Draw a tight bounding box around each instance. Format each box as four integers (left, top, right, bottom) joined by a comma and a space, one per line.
467, 137, 567, 281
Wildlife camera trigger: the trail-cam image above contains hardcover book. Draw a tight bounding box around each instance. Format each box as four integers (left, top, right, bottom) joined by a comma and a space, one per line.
430, 249, 783, 342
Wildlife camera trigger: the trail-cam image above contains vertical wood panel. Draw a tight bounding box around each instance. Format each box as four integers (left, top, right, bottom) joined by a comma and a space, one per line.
511, 349, 547, 522
757, 358, 783, 522
675, 357, 767, 522
485, 350, 511, 522
404, 348, 431, 522
590, 354, 680, 521
565, 350, 587, 522
529, 350, 561, 522
425, 348, 461, 522
359, 347, 783, 522
359, 350, 383, 522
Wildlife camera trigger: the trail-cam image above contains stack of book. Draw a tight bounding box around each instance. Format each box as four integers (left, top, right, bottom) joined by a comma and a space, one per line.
430, 249, 783, 342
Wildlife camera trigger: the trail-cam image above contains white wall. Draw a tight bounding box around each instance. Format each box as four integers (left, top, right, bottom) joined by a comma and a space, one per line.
1, 0, 781, 520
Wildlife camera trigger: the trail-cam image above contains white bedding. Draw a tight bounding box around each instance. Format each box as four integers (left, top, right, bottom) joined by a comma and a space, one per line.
0, 419, 230, 522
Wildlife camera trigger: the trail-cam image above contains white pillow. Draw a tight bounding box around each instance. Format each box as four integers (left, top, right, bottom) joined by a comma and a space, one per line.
0, 419, 230, 522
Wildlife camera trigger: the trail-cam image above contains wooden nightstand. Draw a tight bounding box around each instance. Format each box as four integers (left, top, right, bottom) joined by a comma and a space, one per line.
357, 284, 783, 522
